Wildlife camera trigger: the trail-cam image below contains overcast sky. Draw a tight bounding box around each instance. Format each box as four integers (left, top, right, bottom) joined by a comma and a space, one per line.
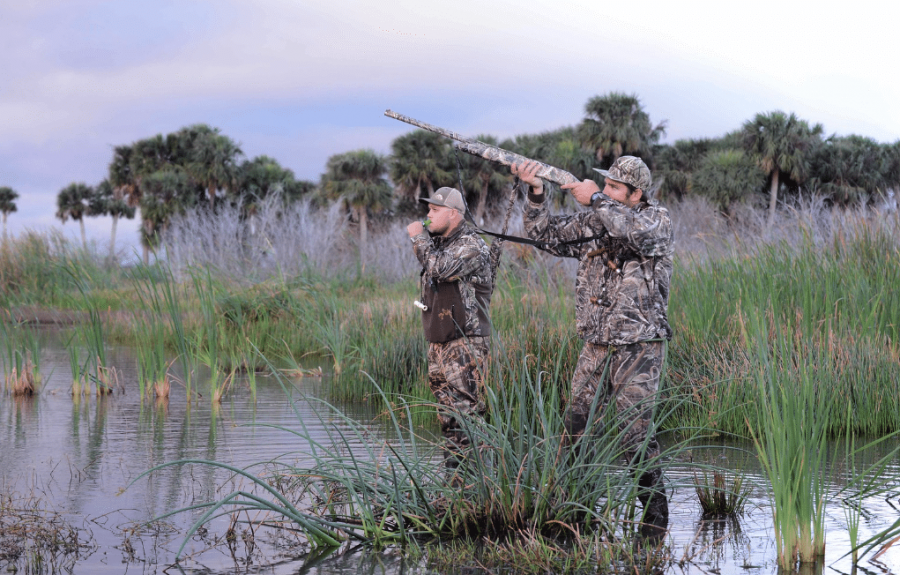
2, 0, 898, 253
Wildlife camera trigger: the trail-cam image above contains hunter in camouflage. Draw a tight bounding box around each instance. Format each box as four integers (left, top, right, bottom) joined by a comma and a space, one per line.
407, 187, 493, 467
513, 155, 674, 535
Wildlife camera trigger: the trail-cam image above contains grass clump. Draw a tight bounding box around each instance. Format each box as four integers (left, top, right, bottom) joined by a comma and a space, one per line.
132, 345, 688, 572
744, 313, 832, 569
692, 470, 750, 518
1, 320, 41, 396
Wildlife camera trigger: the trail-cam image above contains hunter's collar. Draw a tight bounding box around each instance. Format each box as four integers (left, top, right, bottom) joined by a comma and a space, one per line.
434, 220, 467, 246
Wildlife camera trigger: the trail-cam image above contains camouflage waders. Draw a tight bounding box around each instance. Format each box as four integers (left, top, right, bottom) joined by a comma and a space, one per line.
427, 336, 489, 467
565, 339, 668, 532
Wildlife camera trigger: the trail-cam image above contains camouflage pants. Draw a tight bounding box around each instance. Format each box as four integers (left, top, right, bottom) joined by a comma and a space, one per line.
565, 340, 664, 465
427, 336, 489, 462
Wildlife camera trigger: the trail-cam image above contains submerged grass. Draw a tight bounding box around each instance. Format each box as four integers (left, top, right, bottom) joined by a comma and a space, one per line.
0, 488, 95, 572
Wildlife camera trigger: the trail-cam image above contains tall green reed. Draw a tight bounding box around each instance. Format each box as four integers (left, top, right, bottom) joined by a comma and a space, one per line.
134, 330, 170, 399
743, 310, 832, 569
130, 263, 195, 399
66, 263, 118, 395
191, 268, 232, 402
308, 296, 357, 378
66, 337, 84, 396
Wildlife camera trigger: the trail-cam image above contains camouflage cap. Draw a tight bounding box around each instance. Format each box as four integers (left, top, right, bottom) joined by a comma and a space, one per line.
421, 187, 466, 212
594, 156, 652, 191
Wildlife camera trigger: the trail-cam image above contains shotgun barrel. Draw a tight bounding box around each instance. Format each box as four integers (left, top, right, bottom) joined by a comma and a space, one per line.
384, 110, 580, 187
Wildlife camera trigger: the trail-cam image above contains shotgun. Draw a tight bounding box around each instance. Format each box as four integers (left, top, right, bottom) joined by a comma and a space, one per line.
384, 110, 580, 187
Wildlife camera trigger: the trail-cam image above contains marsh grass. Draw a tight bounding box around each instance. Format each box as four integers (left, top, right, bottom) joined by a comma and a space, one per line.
66, 338, 85, 396
15, 200, 889, 433
130, 263, 196, 399
692, 469, 750, 517
308, 298, 358, 378
132, 344, 692, 571
0, 320, 41, 396
668, 221, 900, 437
66, 263, 121, 395
743, 313, 832, 569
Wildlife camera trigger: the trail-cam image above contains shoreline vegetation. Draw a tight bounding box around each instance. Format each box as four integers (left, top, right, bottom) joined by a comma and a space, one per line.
3, 195, 899, 435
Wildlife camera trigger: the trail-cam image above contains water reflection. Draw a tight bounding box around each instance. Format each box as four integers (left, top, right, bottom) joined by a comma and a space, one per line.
1, 331, 899, 574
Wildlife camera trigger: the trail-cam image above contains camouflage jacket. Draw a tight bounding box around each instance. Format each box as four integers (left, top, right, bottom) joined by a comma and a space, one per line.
524, 193, 674, 346
411, 222, 493, 343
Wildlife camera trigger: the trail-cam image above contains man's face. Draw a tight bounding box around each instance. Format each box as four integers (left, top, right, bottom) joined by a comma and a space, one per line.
602, 178, 642, 208
426, 204, 460, 236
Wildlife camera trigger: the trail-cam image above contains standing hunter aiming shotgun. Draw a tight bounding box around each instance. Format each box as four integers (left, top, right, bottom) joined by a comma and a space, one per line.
388, 110, 674, 535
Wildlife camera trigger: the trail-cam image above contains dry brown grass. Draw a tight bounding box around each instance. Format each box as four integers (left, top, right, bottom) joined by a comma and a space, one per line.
153, 375, 171, 399
95, 360, 119, 395
4, 355, 35, 396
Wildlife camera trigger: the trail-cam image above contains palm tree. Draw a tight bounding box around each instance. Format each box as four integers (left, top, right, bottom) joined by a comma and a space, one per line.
321, 149, 393, 261
236, 155, 312, 209
108, 145, 140, 208
886, 141, 900, 196
0, 186, 18, 242
92, 179, 136, 261
808, 135, 892, 205
653, 138, 719, 200
139, 168, 196, 264
56, 183, 94, 249
129, 134, 176, 178
389, 130, 452, 202
741, 111, 824, 227
579, 92, 666, 168
692, 149, 767, 213
179, 124, 243, 210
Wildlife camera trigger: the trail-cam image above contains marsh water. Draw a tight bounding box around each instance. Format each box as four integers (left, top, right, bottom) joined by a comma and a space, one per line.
2, 329, 899, 574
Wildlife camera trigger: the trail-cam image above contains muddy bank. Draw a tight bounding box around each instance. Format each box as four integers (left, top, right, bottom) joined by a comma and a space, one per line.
4, 307, 120, 325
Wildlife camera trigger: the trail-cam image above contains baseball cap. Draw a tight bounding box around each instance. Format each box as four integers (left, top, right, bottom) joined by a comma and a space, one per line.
594, 156, 652, 191
421, 187, 466, 212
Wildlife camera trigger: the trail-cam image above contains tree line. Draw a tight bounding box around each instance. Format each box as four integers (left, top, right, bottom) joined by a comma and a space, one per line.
2, 92, 898, 261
